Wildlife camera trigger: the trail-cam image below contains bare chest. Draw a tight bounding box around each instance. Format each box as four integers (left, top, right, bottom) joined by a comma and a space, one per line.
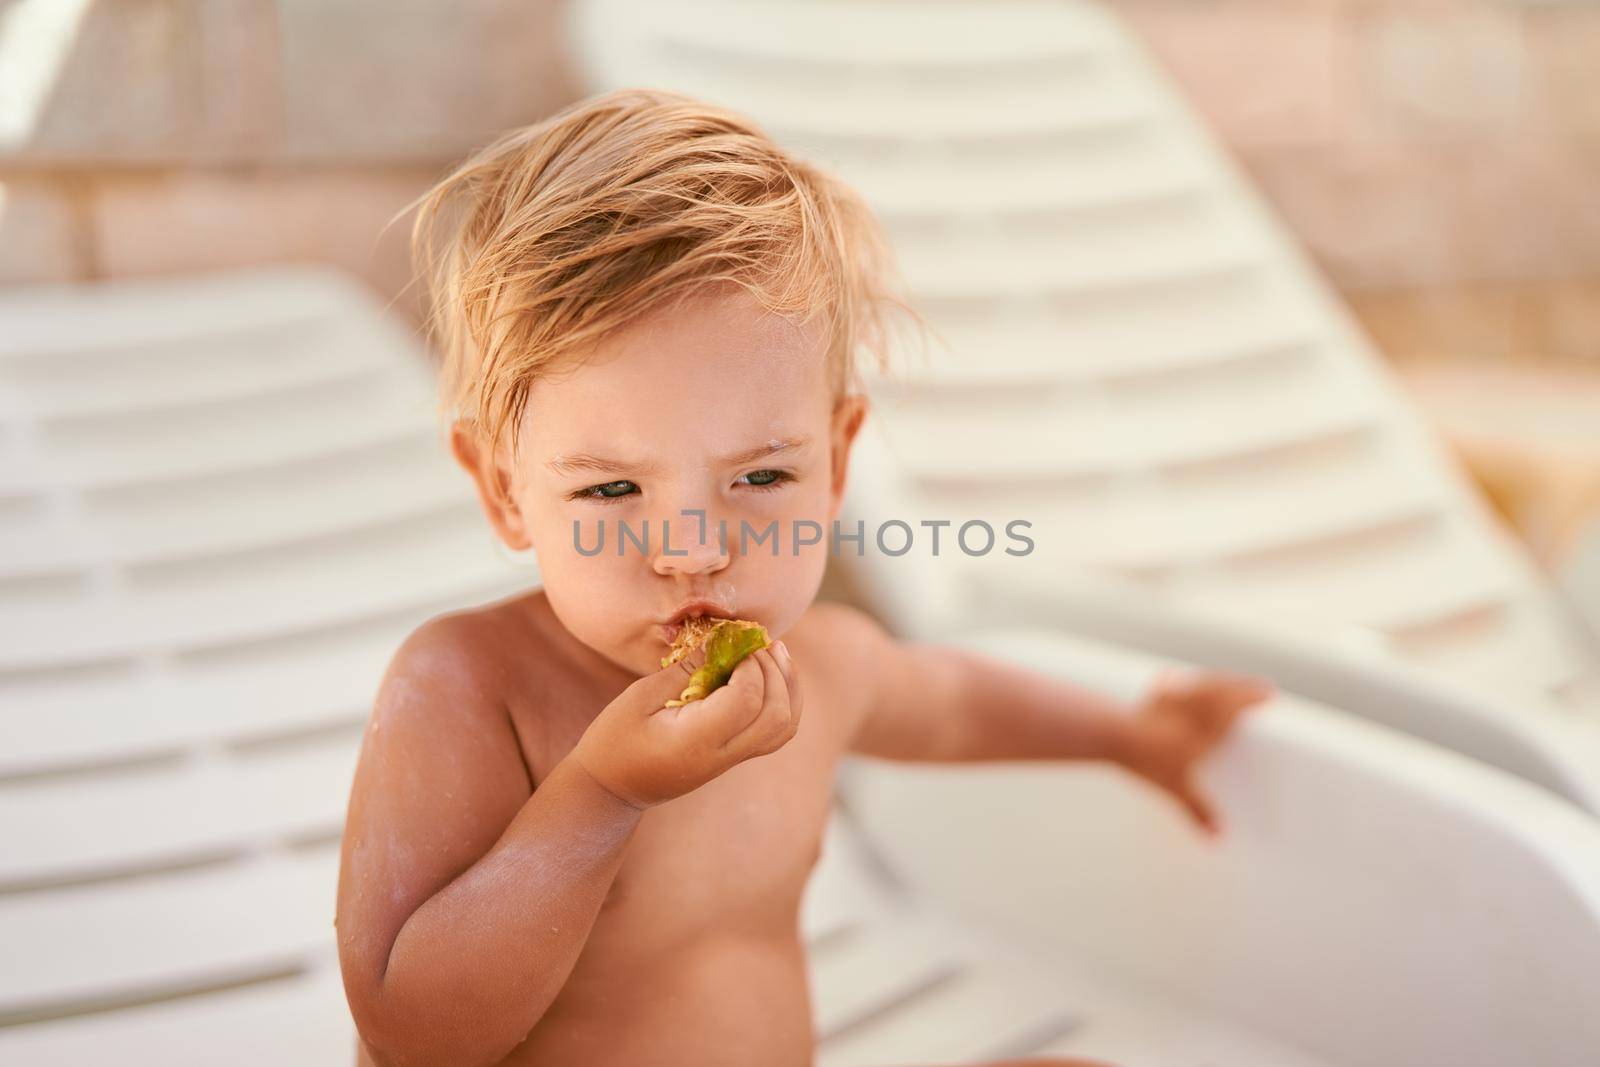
599, 738, 838, 945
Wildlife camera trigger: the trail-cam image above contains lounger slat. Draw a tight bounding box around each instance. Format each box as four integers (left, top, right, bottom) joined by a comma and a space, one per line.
1397, 593, 1599, 699
0, 848, 337, 1024
0, 441, 467, 580
883, 362, 1378, 482
631, 63, 1154, 148
799, 819, 898, 945
0, 740, 356, 891
1015, 475, 1441, 573
651, 0, 1114, 70
0, 963, 352, 1066
844, 134, 1207, 224
817, 951, 1078, 1067
1196, 517, 1516, 635
2, 371, 434, 497
897, 294, 1317, 390
0, 268, 366, 360
0, 612, 404, 779
1034, 1017, 1339, 1067
1, 314, 409, 422
896, 204, 1260, 303
809, 918, 966, 1043
0, 510, 527, 670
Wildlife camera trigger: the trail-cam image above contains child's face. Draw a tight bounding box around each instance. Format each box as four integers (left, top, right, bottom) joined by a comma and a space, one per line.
459, 285, 865, 676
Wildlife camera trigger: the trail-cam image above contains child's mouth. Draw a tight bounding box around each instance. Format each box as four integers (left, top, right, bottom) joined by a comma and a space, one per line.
658, 604, 735, 648
659, 615, 712, 646
652, 607, 732, 652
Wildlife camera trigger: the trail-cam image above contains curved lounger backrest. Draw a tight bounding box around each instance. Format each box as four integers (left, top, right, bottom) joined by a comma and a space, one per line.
843, 627, 1600, 1067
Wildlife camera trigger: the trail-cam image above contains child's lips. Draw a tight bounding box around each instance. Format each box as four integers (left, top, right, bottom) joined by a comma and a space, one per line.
657, 609, 736, 648
659, 601, 734, 646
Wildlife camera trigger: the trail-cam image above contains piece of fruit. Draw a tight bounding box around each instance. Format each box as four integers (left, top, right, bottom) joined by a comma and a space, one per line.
663, 618, 771, 707
661, 615, 721, 669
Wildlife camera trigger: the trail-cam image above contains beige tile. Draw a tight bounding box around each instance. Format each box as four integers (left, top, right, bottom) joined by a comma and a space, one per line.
1348, 285, 1520, 364
1120, 0, 1353, 148
0, 178, 85, 284
1538, 280, 1600, 365
1442, 146, 1569, 286
1348, 280, 1600, 369
1524, 6, 1600, 142
1246, 143, 1460, 290
1353, 5, 1527, 143
3, 0, 198, 164
275, 0, 579, 162
89, 168, 435, 316
193, 0, 284, 162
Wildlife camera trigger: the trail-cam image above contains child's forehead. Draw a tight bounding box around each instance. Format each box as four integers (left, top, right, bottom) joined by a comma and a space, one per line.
520, 288, 835, 450
597, 286, 825, 370
540, 290, 828, 398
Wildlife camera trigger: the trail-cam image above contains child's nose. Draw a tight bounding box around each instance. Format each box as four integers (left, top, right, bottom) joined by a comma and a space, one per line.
651, 512, 730, 577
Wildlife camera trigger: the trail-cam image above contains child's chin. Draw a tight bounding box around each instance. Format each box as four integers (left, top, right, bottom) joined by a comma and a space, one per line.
624, 640, 672, 677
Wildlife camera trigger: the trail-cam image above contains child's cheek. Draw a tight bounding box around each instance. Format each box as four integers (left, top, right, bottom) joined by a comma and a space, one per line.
740, 490, 831, 633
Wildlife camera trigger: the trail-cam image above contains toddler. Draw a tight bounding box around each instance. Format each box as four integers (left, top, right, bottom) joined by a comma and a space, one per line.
335, 87, 1273, 1067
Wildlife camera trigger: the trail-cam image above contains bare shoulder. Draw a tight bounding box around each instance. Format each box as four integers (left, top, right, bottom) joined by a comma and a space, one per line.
785, 599, 896, 657
782, 600, 900, 739
377, 598, 528, 723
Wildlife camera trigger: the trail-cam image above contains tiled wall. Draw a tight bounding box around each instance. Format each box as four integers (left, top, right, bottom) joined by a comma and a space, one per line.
0, 0, 581, 318
1111, 0, 1600, 294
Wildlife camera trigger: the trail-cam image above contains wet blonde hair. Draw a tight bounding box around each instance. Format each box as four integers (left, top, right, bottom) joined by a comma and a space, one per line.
405, 86, 918, 459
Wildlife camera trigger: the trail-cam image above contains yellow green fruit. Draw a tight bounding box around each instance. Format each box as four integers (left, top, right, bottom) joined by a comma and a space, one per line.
664, 619, 771, 707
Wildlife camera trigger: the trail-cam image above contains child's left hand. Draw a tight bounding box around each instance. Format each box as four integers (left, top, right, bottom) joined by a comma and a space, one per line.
1119, 667, 1276, 836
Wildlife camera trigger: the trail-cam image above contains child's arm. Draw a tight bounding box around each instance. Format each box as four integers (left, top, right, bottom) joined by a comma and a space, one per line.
833, 606, 1274, 832
337, 619, 799, 1067
337, 618, 641, 1067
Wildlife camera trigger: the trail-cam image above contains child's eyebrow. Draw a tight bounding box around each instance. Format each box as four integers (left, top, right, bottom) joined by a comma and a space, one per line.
546, 436, 812, 478
719, 435, 812, 466
546, 453, 659, 477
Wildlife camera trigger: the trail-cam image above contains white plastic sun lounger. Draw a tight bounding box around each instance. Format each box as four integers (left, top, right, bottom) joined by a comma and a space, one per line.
838, 628, 1600, 1067
0, 268, 532, 1062
7, 265, 1600, 1065
568, 0, 1600, 804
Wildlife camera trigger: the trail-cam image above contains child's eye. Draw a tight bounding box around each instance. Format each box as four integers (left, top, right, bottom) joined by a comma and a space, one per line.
738, 469, 793, 490
572, 479, 639, 501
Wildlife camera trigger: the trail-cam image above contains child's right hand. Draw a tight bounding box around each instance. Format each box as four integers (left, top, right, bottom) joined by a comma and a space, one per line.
571, 642, 801, 809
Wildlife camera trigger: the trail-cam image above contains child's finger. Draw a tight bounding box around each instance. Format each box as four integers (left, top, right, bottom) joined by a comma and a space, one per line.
684, 654, 766, 741
1199, 675, 1270, 732
630, 646, 711, 713
1175, 780, 1221, 837
725, 649, 795, 757
772, 641, 803, 727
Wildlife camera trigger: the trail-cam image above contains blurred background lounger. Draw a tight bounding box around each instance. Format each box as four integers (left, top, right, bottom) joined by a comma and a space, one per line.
4, 0, 1600, 1064
569, 0, 1600, 808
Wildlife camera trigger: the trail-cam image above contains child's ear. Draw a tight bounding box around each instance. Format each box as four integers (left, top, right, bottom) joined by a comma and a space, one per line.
449, 422, 533, 550
827, 393, 870, 518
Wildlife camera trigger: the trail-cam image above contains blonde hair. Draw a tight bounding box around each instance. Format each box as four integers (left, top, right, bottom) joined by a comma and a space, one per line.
405, 86, 919, 459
